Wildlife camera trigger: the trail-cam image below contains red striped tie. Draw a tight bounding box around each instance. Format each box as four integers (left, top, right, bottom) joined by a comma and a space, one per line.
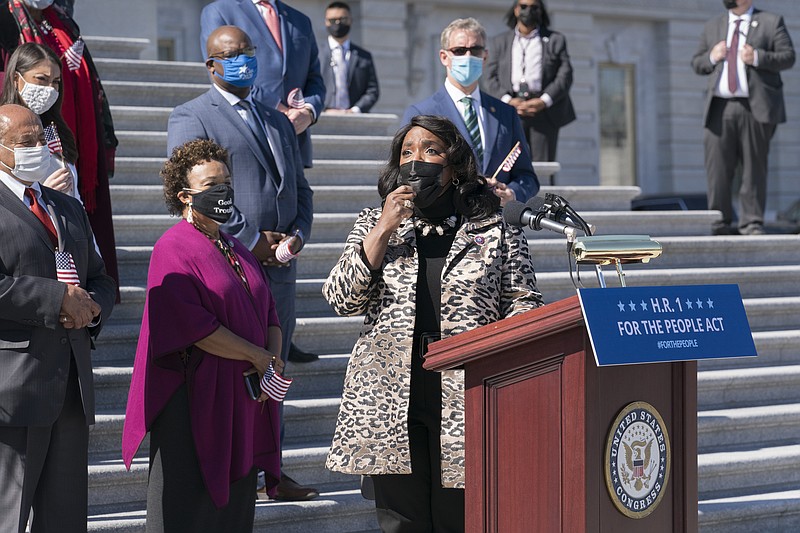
25, 187, 58, 247
259, 1, 282, 52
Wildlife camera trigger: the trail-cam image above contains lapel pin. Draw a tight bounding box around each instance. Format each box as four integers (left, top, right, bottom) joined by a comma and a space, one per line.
751, 21, 758, 28
489, 106, 496, 113
473, 235, 486, 246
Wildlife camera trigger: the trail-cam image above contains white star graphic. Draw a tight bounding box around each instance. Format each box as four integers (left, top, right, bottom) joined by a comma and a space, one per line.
640, 300, 648, 311
696, 298, 703, 309
707, 298, 714, 308
685, 299, 693, 309
618, 301, 626, 312
629, 301, 637, 311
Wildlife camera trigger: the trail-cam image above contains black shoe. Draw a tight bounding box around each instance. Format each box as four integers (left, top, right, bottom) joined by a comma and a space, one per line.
288, 343, 319, 363
712, 225, 739, 236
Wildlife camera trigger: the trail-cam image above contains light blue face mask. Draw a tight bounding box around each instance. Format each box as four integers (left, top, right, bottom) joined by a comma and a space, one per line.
449, 55, 483, 87
212, 54, 258, 88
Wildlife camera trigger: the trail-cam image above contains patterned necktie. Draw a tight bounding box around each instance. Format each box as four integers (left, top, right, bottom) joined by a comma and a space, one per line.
235, 101, 282, 185
259, 1, 282, 52
727, 19, 742, 93
460, 96, 484, 163
24, 187, 58, 247
333, 46, 350, 109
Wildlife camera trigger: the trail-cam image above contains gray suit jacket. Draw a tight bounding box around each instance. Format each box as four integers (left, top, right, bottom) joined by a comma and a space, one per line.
484, 28, 576, 130
320, 41, 380, 112
0, 183, 115, 426
692, 9, 795, 125
167, 86, 313, 285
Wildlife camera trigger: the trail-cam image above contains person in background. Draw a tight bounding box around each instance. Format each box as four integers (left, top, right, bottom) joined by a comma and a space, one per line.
0, 103, 115, 533
484, 0, 576, 171
691, 0, 795, 236
323, 114, 543, 531
0, 0, 120, 293
168, 25, 319, 501
200, 0, 325, 169
403, 17, 539, 205
122, 139, 283, 531
1, 43, 78, 200
53, 0, 73, 18
320, 1, 379, 113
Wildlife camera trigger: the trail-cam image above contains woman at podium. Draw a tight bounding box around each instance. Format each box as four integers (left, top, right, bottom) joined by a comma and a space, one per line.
323, 115, 543, 531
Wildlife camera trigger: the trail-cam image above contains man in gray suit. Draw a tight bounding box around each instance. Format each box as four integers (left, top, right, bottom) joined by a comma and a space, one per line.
692, 0, 795, 235
0, 104, 116, 533
167, 25, 317, 501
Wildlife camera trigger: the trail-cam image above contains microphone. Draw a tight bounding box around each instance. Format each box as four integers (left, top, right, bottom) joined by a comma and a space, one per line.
503, 200, 578, 239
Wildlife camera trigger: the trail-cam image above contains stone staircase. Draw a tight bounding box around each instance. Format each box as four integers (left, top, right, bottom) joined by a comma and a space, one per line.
85, 37, 800, 531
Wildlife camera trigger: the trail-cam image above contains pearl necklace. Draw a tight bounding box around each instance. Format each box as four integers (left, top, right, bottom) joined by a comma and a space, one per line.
412, 215, 458, 237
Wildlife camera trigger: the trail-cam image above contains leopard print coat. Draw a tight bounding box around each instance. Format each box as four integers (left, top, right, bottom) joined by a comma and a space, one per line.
323, 207, 543, 488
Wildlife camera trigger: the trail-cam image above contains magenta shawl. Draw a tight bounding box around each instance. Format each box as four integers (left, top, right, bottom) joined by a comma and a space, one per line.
122, 220, 281, 508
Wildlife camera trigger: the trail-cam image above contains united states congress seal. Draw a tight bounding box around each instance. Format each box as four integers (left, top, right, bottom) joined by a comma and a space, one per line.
604, 401, 671, 519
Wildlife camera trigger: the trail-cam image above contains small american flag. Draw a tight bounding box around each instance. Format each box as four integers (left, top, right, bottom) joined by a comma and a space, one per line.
500, 142, 522, 172
64, 39, 85, 72
55, 250, 80, 285
260, 362, 293, 402
44, 123, 63, 156
287, 87, 306, 109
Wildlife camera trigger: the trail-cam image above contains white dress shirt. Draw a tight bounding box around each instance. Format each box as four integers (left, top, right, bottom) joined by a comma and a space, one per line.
506, 28, 553, 108
713, 7, 758, 98
328, 35, 360, 112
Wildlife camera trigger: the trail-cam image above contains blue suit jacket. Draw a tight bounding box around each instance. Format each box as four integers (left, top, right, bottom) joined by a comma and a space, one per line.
167, 86, 313, 284
402, 86, 539, 202
200, 0, 326, 167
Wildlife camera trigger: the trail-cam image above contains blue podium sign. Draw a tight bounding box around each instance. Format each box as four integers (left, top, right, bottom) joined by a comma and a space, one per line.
577, 285, 757, 366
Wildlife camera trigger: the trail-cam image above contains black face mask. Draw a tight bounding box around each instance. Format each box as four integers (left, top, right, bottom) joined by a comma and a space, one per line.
398, 160, 455, 219
327, 23, 350, 39
187, 184, 234, 223
518, 5, 541, 28
722, 0, 739, 9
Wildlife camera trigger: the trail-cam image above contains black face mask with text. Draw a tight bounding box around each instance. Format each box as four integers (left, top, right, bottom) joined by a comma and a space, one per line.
187, 184, 235, 223
398, 160, 456, 220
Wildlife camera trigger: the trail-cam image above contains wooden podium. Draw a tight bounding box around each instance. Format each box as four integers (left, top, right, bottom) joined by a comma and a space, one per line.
424, 295, 697, 532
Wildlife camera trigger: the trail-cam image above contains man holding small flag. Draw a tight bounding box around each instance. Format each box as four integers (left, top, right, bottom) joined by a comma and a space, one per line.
0, 104, 115, 533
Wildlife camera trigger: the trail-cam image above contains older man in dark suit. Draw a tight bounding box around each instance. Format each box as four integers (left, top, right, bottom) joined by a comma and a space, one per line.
320, 1, 379, 113
168, 25, 318, 501
200, 0, 325, 169
484, 0, 576, 166
0, 104, 115, 533
402, 17, 539, 204
692, 0, 795, 235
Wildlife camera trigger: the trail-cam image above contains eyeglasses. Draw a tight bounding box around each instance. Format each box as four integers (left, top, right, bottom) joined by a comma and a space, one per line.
447, 46, 486, 56
326, 17, 350, 24
208, 46, 257, 60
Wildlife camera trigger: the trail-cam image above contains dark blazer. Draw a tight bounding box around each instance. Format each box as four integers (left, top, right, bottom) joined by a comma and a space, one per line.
0, 183, 115, 426
167, 87, 313, 285
200, 0, 326, 167
484, 28, 576, 130
320, 41, 380, 112
691, 9, 795, 126
402, 87, 540, 202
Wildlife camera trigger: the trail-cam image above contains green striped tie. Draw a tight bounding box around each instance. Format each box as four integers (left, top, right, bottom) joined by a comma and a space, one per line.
460, 96, 483, 164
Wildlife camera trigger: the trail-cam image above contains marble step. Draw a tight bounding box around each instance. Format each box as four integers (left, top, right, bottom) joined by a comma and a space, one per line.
314, 112, 398, 136
83, 36, 149, 60
698, 365, 800, 410
699, 444, 800, 501
698, 489, 800, 533
698, 330, 800, 370
311, 134, 393, 160
88, 489, 378, 533
104, 81, 207, 108
95, 59, 207, 84
698, 403, 800, 453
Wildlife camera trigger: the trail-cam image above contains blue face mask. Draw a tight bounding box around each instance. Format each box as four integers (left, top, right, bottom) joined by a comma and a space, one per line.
449, 55, 483, 87
212, 54, 258, 87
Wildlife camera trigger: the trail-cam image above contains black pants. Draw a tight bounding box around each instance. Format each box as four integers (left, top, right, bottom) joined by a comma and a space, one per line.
147, 384, 257, 533
371, 343, 465, 532
704, 97, 776, 230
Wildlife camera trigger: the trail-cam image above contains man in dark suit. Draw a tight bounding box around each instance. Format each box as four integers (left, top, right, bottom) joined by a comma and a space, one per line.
0, 104, 115, 533
692, 0, 795, 235
201, 0, 326, 168
484, 0, 576, 167
167, 25, 318, 501
402, 17, 539, 204
319, 1, 379, 113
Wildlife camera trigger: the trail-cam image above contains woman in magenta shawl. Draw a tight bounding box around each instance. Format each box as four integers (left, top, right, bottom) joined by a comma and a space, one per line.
122, 139, 282, 531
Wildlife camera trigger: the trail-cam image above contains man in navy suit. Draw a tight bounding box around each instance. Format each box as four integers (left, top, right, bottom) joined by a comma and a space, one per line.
692, 0, 795, 235
201, 0, 325, 169
402, 17, 539, 204
320, 1, 379, 113
168, 25, 318, 501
